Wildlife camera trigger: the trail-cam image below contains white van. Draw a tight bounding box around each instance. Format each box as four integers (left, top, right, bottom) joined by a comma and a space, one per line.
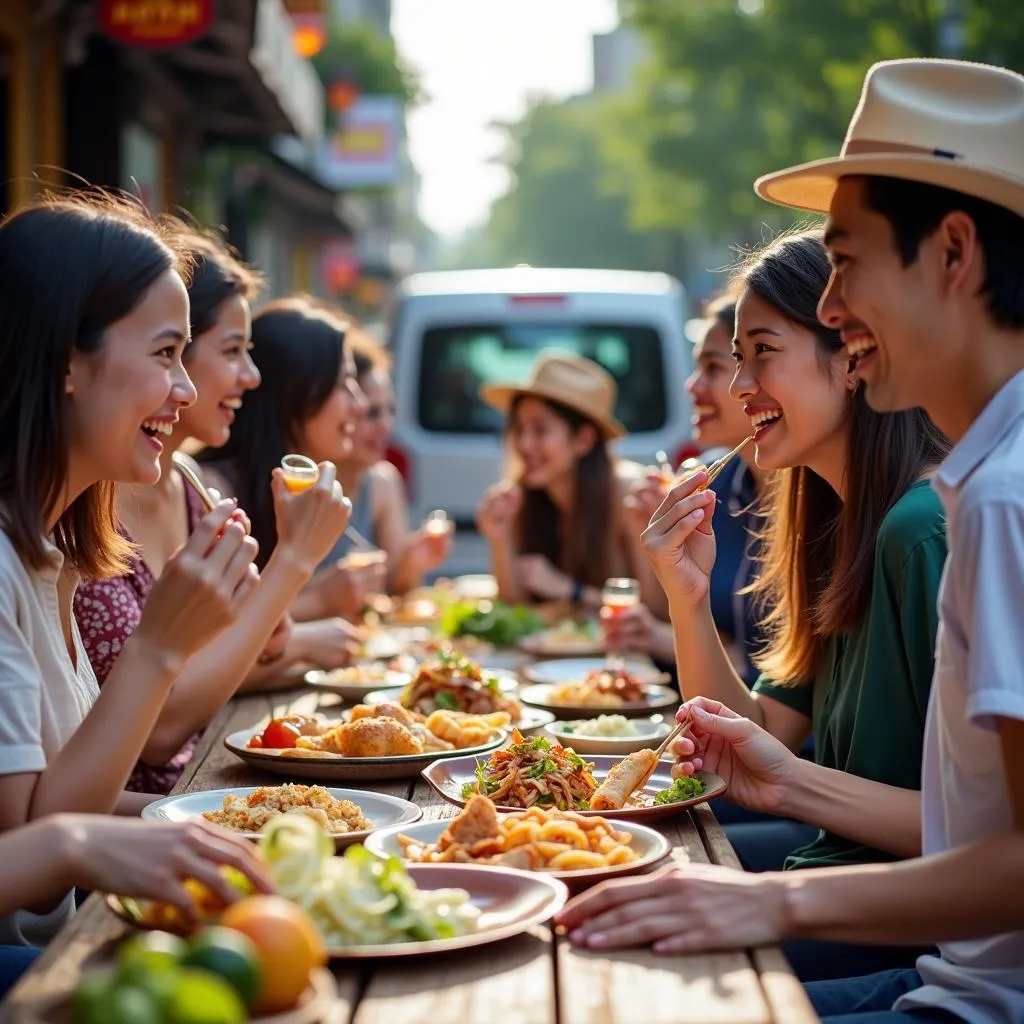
386, 267, 694, 576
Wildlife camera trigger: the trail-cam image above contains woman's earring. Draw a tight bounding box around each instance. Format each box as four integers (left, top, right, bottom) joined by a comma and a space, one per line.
847, 377, 860, 393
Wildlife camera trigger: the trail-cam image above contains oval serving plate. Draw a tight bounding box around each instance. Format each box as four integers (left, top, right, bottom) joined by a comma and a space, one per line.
519, 682, 679, 719
364, 817, 671, 890
543, 716, 672, 755
223, 727, 506, 782
141, 787, 422, 848
518, 629, 603, 658
421, 753, 726, 822
303, 666, 412, 701
107, 865, 568, 960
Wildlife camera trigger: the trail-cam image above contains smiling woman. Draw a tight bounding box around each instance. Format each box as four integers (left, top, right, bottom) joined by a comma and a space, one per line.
0, 192, 262, 947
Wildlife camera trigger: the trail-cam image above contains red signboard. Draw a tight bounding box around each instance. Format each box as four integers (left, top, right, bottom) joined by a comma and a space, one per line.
98, 0, 215, 49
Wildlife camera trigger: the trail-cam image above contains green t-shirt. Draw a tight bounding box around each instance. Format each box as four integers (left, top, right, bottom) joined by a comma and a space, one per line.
752, 480, 947, 870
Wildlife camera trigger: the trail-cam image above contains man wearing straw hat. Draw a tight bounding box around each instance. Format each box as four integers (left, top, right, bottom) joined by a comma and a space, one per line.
556, 59, 1024, 1023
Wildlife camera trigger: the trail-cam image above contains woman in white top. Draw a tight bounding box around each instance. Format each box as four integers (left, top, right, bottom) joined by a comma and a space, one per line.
0, 193, 263, 945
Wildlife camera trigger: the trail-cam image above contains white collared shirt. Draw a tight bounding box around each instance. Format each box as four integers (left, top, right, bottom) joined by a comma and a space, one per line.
895, 369, 1024, 1024
0, 526, 99, 945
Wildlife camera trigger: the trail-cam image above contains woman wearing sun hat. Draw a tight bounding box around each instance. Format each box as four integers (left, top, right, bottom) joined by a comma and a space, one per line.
475, 351, 643, 608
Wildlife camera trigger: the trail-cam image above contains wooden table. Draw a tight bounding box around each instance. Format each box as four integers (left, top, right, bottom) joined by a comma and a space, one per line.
2, 686, 818, 1024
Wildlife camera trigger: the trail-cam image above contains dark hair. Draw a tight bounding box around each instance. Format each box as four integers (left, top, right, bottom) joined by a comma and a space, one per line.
736, 228, 949, 684
165, 223, 263, 341
198, 295, 348, 564
0, 192, 184, 579
349, 327, 391, 381
861, 175, 1024, 329
705, 291, 737, 336
510, 395, 617, 589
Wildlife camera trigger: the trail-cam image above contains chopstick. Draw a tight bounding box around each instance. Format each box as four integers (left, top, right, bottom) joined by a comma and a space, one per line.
653, 708, 694, 759
171, 453, 217, 513
703, 435, 754, 487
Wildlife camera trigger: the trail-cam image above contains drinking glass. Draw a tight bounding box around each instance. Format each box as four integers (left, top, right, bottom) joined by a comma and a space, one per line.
602, 577, 640, 668
423, 508, 453, 537
280, 454, 319, 494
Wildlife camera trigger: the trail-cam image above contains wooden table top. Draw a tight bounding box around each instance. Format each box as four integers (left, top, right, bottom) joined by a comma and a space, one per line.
2, 685, 818, 1024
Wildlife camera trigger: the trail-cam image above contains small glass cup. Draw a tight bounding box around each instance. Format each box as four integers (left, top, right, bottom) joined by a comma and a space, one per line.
281, 454, 319, 494
423, 508, 453, 537
602, 577, 640, 668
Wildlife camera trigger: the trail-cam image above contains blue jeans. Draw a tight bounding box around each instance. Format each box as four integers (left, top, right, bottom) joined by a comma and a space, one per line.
0, 946, 41, 1000
807, 968, 964, 1023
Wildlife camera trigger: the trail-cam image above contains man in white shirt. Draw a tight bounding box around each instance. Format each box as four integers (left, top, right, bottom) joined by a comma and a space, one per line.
555, 58, 1024, 1024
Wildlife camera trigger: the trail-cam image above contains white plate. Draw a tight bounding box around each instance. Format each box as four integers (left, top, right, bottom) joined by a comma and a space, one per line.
422, 754, 726, 822
364, 816, 671, 888
519, 682, 679, 719
224, 726, 506, 781
141, 786, 421, 846
518, 629, 603, 658
543, 715, 672, 754
303, 666, 411, 700
523, 658, 665, 686
451, 574, 499, 600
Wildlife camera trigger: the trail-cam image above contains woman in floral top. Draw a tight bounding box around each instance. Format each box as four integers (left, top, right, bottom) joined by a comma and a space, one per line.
74, 225, 354, 795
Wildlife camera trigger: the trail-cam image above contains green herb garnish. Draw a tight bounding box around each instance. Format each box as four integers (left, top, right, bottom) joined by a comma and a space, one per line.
653, 776, 706, 805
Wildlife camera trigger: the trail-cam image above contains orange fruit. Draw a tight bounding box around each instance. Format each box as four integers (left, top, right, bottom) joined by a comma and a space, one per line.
219, 896, 325, 1014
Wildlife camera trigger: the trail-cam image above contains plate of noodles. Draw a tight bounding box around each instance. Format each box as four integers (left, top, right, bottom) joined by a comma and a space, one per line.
141, 784, 421, 847
421, 732, 726, 822
365, 795, 671, 889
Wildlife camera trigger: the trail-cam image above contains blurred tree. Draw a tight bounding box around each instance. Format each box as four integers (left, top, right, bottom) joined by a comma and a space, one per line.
611, 0, 1024, 241
482, 98, 675, 271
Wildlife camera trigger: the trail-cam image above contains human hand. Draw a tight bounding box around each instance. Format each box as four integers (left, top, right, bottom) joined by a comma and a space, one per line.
475, 482, 522, 542
257, 614, 293, 665
403, 525, 453, 577
600, 602, 659, 654
623, 470, 669, 537
291, 617, 364, 670
640, 470, 718, 608
517, 554, 572, 602
135, 502, 259, 670
58, 815, 274, 918
271, 461, 352, 575
670, 697, 797, 815
554, 861, 789, 954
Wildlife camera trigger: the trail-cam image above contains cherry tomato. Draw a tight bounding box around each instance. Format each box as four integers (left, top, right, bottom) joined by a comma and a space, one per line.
247, 735, 263, 749
260, 718, 302, 749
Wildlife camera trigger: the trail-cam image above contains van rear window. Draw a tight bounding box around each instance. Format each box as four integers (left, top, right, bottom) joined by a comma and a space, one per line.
416, 323, 668, 434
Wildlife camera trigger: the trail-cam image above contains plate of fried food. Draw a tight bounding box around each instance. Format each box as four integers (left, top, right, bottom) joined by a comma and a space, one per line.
303, 663, 411, 700
224, 704, 507, 781
141, 784, 421, 848
422, 730, 726, 822
520, 662, 679, 717
365, 794, 671, 890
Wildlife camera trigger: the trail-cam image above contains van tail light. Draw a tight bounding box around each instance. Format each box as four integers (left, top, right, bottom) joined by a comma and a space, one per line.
673, 441, 702, 468
387, 445, 412, 499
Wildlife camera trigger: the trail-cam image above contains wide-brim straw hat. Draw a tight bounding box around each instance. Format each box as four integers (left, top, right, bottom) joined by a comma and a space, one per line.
755, 58, 1024, 219
481, 351, 627, 440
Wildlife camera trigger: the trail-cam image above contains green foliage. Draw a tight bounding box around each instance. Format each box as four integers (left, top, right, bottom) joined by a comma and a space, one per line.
482, 98, 676, 271
609, 0, 1024, 240
313, 21, 421, 107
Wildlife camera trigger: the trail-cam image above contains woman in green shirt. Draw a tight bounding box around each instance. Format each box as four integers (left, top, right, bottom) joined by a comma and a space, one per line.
638, 229, 949, 979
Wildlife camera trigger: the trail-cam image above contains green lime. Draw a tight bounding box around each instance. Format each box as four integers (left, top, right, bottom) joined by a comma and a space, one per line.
166, 967, 247, 1024
72, 970, 118, 1024
75, 981, 164, 1024
117, 930, 188, 980
183, 926, 261, 1007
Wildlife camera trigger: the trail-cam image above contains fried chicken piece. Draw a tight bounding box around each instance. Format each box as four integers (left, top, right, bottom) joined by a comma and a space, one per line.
279, 713, 326, 736
296, 716, 423, 757
438, 794, 500, 850
349, 702, 420, 727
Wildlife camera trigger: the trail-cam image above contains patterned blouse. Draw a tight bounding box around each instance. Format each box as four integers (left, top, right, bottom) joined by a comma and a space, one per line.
73, 479, 207, 795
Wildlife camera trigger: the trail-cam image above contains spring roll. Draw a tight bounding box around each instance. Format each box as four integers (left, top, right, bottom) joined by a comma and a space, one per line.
590, 749, 659, 810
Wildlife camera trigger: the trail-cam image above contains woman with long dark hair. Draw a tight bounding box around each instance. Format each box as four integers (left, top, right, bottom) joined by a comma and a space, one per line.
198, 296, 378, 623
0, 193, 260, 947
475, 352, 640, 607
561, 229, 950, 983
74, 227, 352, 796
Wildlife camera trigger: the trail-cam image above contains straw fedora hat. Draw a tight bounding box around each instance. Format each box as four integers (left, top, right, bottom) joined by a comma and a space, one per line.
755, 58, 1024, 218
480, 351, 627, 440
